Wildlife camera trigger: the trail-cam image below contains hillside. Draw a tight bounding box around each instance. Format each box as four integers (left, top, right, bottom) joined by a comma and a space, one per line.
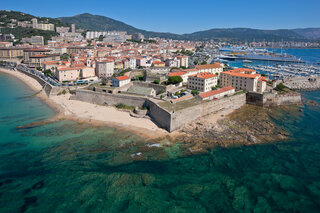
57, 13, 180, 40
58, 13, 319, 42
0, 10, 66, 43
0, 10, 67, 27
293, 28, 320, 39
2, 11, 319, 42
182, 28, 306, 42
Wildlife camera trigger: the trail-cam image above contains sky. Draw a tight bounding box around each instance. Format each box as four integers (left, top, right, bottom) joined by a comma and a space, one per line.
2, 0, 320, 34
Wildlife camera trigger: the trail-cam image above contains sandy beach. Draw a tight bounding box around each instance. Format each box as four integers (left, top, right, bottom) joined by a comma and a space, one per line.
0, 67, 234, 140
0, 68, 174, 139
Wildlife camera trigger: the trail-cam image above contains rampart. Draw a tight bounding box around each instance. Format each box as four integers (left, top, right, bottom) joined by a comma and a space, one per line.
246, 92, 301, 106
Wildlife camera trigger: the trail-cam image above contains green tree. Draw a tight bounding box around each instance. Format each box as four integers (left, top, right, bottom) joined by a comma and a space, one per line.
276, 83, 286, 91
60, 53, 70, 61
153, 79, 160, 84
98, 35, 104, 41
167, 76, 183, 84
201, 61, 207, 65
43, 69, 52, 76
191, 90, 199, 96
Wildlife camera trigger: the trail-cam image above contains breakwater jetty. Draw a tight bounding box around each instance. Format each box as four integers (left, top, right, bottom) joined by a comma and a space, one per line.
283, 76, 320, 90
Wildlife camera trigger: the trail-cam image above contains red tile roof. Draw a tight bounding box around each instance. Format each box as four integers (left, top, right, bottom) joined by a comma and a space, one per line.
24, 49, 51, 52
170, 95, 193, 103
153, 61, 165, 64
195, 63, 222, 70
168, 71, 187, 77
199, 86, 234, 99
222, 71, 260, 79
116, 76, 130, 81
190, 72, 217, 79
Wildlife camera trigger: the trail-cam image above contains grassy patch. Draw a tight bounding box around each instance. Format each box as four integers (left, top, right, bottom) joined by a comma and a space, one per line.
115, 104, 135, 111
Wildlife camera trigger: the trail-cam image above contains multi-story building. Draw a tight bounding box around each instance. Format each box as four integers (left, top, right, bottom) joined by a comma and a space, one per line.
56, 66, 81, 82
21, 36, 44, 45
176, 55, 189, 68
152, 61, 165, 67
165, 58, 180, 68
188, 72, 218, 92
95, 60, 114, 78
167, 71, 188, 83
0, 47, 24, 59
195, 63, 223, 75
220, 68, 266, 93
23, 48, 52, 63
67, 46, 94, 55
136, 57, 146, 67
86, 31, 127, 40
56, 26, 70, 33
71, 24, 75, 33
28, 54, 60, 68
112, 75, 131, 87
55, 66, 95, 82
103, 34, 127, 43
132, 33, 144, 41
31, 18, 54, 31
128, 57, 136, 69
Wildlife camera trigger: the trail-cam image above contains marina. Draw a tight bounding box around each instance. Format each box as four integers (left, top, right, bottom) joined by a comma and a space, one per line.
243, 64, 320, 79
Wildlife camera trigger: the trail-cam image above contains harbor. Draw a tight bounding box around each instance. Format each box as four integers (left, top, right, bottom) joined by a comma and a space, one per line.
243, 64, 320, 79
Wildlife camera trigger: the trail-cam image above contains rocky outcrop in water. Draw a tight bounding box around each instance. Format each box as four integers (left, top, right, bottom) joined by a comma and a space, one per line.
177, 105, 299, 153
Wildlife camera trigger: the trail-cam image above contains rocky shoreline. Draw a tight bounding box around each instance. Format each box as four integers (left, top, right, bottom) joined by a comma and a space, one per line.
175, 104, 302, 154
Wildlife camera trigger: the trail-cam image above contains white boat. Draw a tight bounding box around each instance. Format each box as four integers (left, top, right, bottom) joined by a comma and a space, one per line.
243, 60, 252, 63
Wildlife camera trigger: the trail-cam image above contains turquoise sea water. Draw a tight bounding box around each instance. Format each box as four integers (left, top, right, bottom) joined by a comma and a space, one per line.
1, 49, 320, 212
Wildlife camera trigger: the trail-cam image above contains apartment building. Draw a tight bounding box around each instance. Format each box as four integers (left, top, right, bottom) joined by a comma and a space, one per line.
95, 60, 114, 78
28, 54, 60, 68
176, 55, 189, 68
23, 49, 52, 62
136, 57, 146, 67
55, 66, 95, 82
0, 47, 24, 59
21, 36, 44, 45
167, 71, 188, 83
195, 63, 223, 75
56, 66, 81, 82
188, 72, 218, 92
220, 68, 266, 93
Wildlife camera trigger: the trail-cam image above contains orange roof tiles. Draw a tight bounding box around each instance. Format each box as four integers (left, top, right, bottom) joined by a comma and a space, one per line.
184, 68, 198, 72
116, 76, 130, 81
168, 71, 187, 77
195, 63, 222, 70
231, 68, 256, 73
24, 49, 51, 52
153, 61, 165, 64
199, 86, 234, 99
190, 72, 217, 79
170, 95, 193, 103
222, 71, 260, 79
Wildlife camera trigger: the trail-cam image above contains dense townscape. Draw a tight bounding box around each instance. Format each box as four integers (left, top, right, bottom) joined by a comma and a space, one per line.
1, 10, 318, 133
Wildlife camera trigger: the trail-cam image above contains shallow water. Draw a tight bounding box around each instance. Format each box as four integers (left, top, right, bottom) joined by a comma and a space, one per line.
1, 71, 320, 212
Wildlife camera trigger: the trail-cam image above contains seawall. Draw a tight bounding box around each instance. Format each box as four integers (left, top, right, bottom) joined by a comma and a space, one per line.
75, 89, 246, 132
246, 92, 302, 106
283, 76, 320, 91
75, 89, 147, 107
170, 94, 246, 132
15, 68, 66, 97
